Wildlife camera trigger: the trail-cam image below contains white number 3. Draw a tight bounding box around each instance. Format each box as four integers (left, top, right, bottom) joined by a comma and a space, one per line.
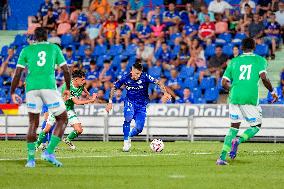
239, 64, 252, 80
37, 51, 46, 66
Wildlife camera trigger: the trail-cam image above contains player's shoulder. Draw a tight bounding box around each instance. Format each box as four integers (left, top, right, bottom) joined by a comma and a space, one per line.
119, 72, 131, 81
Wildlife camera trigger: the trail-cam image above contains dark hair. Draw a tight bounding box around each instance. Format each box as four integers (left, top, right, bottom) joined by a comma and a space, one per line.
132, 60, 143, 71
34, 27, 48, 41
90, 59, 96, 65
72, 70, 85, 78
216, 45, 222, 49
104, 59, 111, 64
121, 58, 128, 63
66, 47, 73, 51
241, 37, 255, 52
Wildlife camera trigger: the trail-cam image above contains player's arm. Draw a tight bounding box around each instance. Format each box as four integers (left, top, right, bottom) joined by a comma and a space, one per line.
72, 97, 95, 105
155, 79, 171, 103
260, 72, 278, 103
105, 77, 125, 113
221, 60, 233, 92
10, 67, 24, 104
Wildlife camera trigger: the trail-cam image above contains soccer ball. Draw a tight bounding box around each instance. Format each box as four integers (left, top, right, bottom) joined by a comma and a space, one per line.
150, 139, 164, 152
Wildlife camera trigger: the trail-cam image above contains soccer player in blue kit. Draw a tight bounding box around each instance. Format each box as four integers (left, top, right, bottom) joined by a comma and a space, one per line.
105, 61, 171, 151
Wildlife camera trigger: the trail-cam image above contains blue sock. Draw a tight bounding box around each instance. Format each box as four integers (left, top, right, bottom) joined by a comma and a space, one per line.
47, 124, 55, 142
123, 121, 131, 140
129, 127, 140, 137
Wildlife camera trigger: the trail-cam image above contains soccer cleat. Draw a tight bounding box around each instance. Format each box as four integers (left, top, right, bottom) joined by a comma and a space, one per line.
63, 137, 76, 150
35, 142, 40, 152
229, 138, 240, 160
122, 138, 131, 152
41, 151, 62, 167
25, 160, 36, 168
216, 158, 229, 165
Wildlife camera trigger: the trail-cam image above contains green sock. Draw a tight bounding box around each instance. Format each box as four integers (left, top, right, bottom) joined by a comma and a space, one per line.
239, 126, 260, 143
35, 131, 46, 147
67, 130, 78, 141
27, 142, 35, 161
47, 135, 61, 154
220, 127, 239, 161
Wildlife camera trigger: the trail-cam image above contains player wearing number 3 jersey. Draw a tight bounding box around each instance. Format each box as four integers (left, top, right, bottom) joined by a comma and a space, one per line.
10, 27, 71, 168
216, 38, 278, 165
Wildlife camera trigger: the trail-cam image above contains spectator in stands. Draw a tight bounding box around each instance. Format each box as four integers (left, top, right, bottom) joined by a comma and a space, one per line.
149, 76, 167, 103
74, 8, 88, 31
127, 0, 144, 23
48, 30, 61, 45
39, 0, 53, 16
179, 3, 197, 25
82, 46, 93, 71
208, 0, 232, 14
150, 17, 166, 41
232, 45, 240, 58
70, 8, 81, 25
99, 60, 113, 82
52, 1, 61, 20
240, 0, 256, 15
248, 13, 265, 38
0, 0, 10, 30
136, 41, 155, 68
198, 14, 215, 44
86, 16, 102, 48
168, 69, 182, 98
188, 38, 206, 68
43, 8, 56, 32
280, 69, 284, 86
275, 1, 284, 40
156, 42, 172, 69
176, 88, 194, 104
163, 3, 181, 27
112, 88, 124, 103
237, 5, 253, 32
65, 46, 77, 69
103, 14, 118, 45
200, 45, 228, 82
55, 67, 64, 87
147, 6, 163, 26
89, 0, 111, 19
215, 13, 228, 34
57, 8, 69, 24
192, 0, 206, 11
264, 13, 281, 59
198, 5, 215, 24
1, 47, 17, 77
256, 0, 271, 16
89, 79, 101, 95
182, 14, 199, 41
116, 59, 129, 80
117, 22, 131, 46
176, 42, 190, 66
97, 89, 107, 103
86, 60, 99, 88
113, 0, 128, 22
137, 18, 152, 39
271, 0, 280, 12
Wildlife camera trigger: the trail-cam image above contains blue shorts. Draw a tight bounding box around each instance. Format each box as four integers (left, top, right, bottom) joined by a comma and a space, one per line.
124, 101, 147, 126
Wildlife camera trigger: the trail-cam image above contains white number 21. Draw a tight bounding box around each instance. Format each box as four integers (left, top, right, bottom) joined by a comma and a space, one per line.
37, 51, 46, 67
239, 64, 252, 80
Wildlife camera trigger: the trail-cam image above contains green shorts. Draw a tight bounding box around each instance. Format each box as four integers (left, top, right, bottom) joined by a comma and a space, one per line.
47, 109, 80, 126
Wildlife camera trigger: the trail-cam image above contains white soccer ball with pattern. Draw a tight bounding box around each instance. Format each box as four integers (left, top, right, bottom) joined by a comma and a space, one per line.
150, 139, 164, 152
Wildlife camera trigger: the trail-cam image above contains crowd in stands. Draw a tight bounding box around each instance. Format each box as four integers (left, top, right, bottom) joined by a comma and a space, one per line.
1, 0, 284, 104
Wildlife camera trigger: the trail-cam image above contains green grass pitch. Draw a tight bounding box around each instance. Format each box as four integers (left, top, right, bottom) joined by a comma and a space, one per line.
0, 141, 284, 189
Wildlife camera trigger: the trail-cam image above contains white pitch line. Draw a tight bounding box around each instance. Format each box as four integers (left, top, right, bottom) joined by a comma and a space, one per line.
168, 175, 186, 179
191, 152, 212, 155
0, 153, 178, 161
252, 150, 278, 153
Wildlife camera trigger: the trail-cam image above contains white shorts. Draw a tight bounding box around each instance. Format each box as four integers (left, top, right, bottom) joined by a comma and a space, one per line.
229, 104, 262, 126
26, 89, 66, 116
47, 109, 80, 126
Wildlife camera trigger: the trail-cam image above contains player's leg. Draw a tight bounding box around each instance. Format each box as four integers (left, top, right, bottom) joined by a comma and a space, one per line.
122, 101, 134, 152
25, 90, 43, 167
40, 89, 67, 167
238, 105, 262, 144
129, 106, 146, 138
63, 110, 82, 150
217, 104, 241, 165
35, 113, 55, 150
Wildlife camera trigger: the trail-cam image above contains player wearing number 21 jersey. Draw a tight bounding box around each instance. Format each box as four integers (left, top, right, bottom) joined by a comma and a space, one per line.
10, 27, 71, 167
216, 38, 278, 165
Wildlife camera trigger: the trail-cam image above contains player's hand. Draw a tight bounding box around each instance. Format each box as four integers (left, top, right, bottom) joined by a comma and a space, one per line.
271, 91, 279, 104
161, 93, 172, 103
90, 93, 98, 103
11, 93, 22, 105
105, 103, 113, 113
63, 90, 70, 101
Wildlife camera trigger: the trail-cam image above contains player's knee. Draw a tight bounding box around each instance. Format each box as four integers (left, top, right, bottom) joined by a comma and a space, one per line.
76, 127, 83, 134
124, 115, 133, 123
27, 131, 37, 142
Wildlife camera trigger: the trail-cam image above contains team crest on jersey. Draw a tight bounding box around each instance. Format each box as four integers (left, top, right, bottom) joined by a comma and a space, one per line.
137, 80, 142, 84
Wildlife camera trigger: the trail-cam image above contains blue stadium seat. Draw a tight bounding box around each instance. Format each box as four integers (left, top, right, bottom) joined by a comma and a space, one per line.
0, 89, 6, 97
179, 66, 195, 79
216, 33, 232, 45
222, 43, 233, 57
108, 44, 123, 56
0, 77, 3, 86
0, 97, 7, 103
204, 0, 213, 5
77, 45, 88, 57
182, 77, 198, 90
205, 43, 216, 58
192, 87, 201, 99
148, 66, 162, 79
1, 45, 8, 57
254, 44, 269, 57
204, 87, 219, 103
13, 34, 26, 47
259, 98, 268, 104
200, 77, 215, 90
193, 97, 205, 104
232, 32, 247, 46
61, 34, 73, 47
